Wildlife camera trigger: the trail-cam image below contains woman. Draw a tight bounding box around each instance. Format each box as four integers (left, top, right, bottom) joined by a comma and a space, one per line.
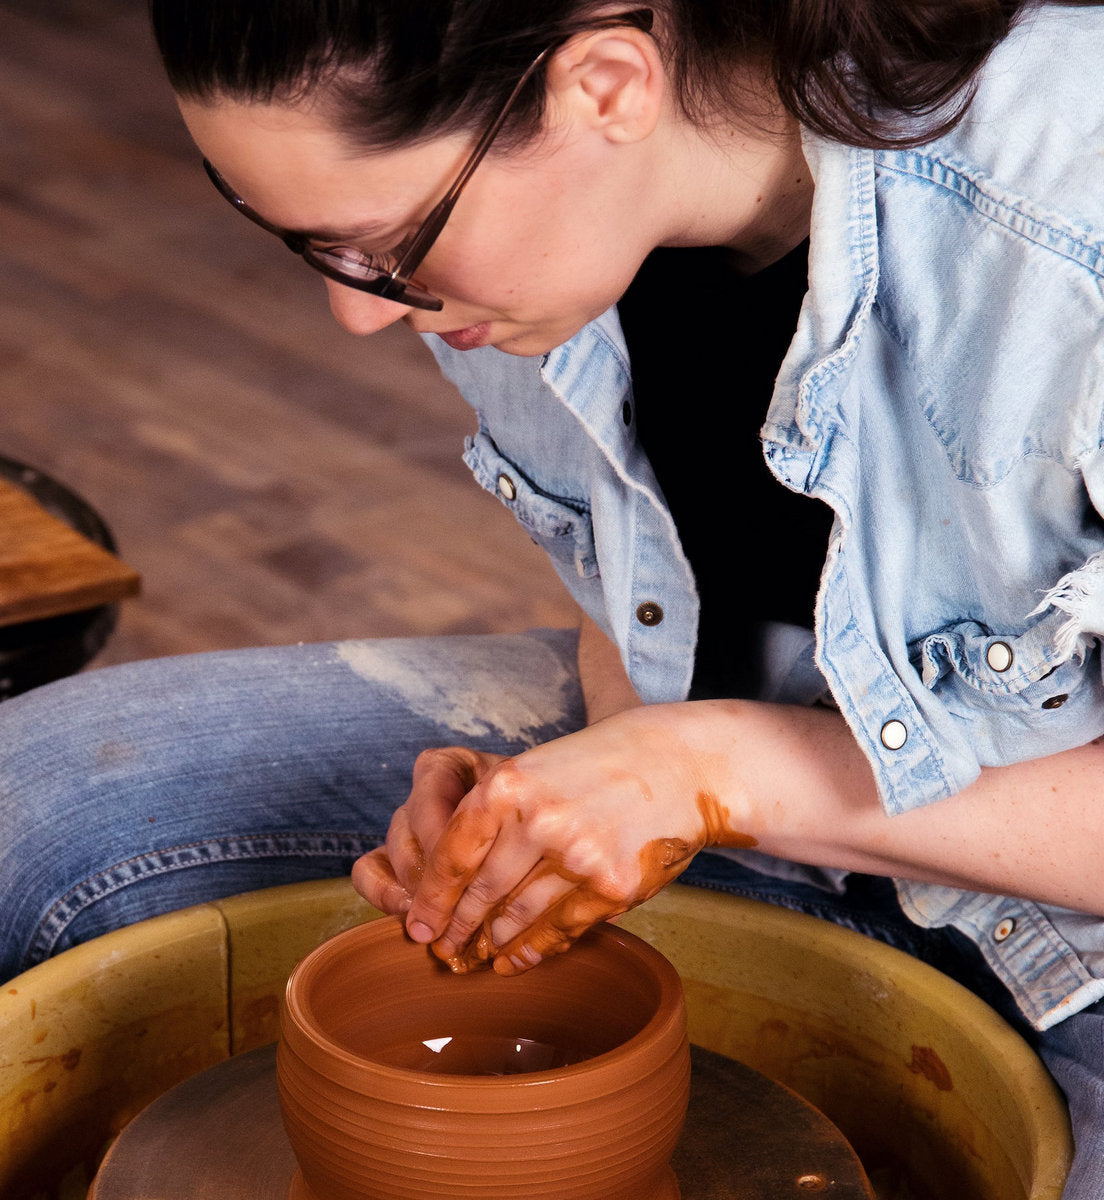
4, 0, 1104, 1190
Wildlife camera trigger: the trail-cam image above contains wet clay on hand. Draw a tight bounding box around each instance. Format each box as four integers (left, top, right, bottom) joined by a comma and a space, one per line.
437, 923, 497, 973
436, 792, 757, 975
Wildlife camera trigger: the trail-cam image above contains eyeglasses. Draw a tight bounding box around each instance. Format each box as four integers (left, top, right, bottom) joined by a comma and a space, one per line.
203, 9, 653, 312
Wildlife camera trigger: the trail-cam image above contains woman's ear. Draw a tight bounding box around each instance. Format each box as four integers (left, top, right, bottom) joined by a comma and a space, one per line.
543, 26, 664, 144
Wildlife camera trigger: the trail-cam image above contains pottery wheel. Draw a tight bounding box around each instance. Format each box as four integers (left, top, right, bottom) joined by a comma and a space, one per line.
89, 1042, 873, 1199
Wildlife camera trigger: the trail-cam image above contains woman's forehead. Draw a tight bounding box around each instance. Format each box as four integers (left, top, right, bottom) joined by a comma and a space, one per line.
178, 96, 471, 234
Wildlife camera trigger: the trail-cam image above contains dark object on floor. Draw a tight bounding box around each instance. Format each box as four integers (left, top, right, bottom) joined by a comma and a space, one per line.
0, 455, 139, 699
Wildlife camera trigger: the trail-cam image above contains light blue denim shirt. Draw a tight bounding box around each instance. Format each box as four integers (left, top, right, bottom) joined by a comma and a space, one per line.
427, 4, 1104, 1029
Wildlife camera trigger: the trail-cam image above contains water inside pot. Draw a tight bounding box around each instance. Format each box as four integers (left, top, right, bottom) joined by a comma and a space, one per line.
371, 1032, 588, 1075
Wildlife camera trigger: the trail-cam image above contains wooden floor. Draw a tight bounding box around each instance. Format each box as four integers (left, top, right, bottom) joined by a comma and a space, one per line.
0, 0, 576, 668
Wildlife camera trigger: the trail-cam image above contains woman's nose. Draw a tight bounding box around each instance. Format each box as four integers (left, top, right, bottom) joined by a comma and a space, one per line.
325, 280, 412, 335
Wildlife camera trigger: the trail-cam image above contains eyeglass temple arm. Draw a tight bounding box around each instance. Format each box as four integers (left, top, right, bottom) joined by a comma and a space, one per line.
391, 8, 653, 280
390, 48, 554, 278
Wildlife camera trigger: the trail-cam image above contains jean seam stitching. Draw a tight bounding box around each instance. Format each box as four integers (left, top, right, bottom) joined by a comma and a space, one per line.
24, 830, 382, 969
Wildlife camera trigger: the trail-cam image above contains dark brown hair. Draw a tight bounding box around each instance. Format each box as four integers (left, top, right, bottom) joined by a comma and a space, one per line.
667, 0, 1028, 146
150, 0, 1085, 149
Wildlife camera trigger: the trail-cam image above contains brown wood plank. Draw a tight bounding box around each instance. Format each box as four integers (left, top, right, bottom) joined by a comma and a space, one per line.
0, 479, 140, 626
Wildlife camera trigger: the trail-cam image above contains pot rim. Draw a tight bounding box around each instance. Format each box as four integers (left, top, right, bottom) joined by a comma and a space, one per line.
280, 918, 687, 1093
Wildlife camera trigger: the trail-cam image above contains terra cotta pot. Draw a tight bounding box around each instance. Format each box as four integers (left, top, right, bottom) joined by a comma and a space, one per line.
277, 916, 690, 1200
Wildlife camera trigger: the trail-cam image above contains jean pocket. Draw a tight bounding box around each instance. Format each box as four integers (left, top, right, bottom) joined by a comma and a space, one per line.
463, 429, 598, 579
913, 615, 1086, 712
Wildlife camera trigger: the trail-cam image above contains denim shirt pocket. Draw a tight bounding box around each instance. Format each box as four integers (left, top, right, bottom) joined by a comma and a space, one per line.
914, 614, 1086, 715
463, 428, 599, 581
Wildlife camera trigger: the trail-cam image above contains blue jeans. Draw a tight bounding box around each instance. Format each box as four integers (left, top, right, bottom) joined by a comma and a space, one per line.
0, 630, 1099, 1197
0, 630, 584, 975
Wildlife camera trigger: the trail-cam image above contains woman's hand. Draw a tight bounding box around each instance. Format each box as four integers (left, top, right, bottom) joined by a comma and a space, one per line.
361, 691, 1104, 953
351, 746, 510, 920
380, 705, 757, 975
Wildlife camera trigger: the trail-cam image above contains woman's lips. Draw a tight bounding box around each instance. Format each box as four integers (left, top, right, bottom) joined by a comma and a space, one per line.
436, 322, 492, 351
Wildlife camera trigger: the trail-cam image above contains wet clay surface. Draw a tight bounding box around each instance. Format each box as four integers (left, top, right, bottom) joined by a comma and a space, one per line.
90, 1043, 875, 1199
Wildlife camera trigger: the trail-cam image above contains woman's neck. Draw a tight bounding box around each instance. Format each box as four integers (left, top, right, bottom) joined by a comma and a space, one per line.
651, 79, 813, 273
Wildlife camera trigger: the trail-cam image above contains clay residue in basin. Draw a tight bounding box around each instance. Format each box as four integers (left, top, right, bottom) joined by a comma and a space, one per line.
908, 1045, 953, 1091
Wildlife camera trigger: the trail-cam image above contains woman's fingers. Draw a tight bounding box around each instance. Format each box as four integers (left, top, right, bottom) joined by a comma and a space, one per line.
431, 862, 579, 970
379, 745, 507, 935
384, 805, 426, 895
350, 846, 413, 915
404, 755, 568, 952
478, 836, 700, 974
404, 803, 502, 944
487, 867, 579, 951
492, 883, 625, 975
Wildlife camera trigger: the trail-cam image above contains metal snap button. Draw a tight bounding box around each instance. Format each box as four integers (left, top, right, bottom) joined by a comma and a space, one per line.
496, 473, 517, 501
993, 918, 1016, 943
1041, 694, 1069, 710
879, 720, 908, 751
986, 641, 1013, 672
636, 602, 664, 627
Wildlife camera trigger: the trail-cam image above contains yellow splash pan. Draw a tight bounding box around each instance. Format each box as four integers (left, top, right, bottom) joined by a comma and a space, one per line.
0, 880, 1072, 1199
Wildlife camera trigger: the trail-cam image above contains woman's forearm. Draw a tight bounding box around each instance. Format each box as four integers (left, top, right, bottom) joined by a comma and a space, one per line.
571, 621, 1101, 911
576, 610, 641, 723
387, 692, 1104, 973
678, 698, 1104, 915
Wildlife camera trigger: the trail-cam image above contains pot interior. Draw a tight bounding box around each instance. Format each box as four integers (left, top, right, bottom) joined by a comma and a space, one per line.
293, 921, 667, 1077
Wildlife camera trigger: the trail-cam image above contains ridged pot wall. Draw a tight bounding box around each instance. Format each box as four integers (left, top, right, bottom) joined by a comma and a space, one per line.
278, 917, 690, 1200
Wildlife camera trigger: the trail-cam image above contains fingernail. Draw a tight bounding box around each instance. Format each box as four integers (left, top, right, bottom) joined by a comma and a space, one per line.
407, 920, 435, 943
